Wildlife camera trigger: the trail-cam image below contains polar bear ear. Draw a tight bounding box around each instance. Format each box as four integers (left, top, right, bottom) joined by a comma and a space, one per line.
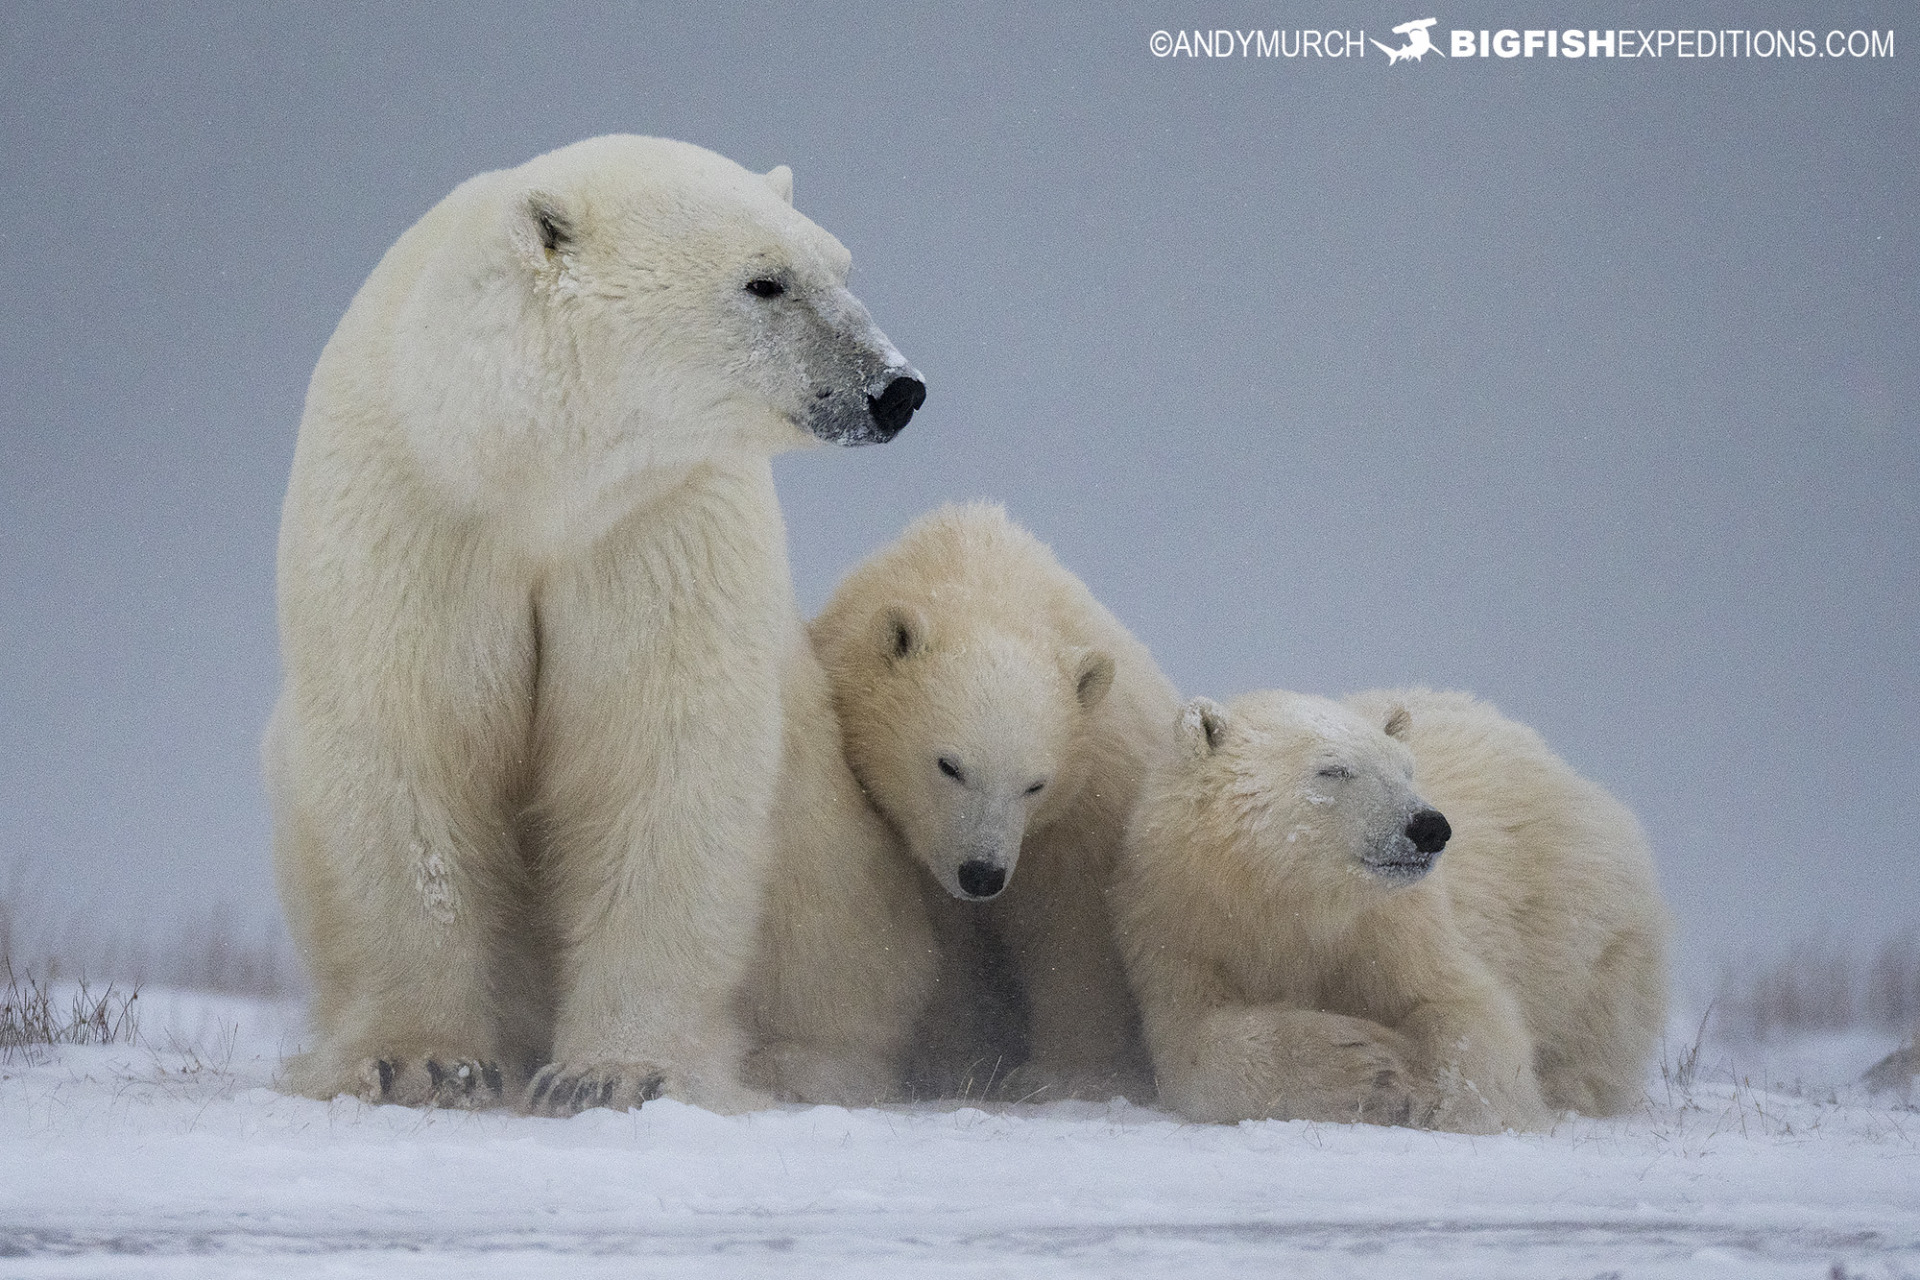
1382, 704, 1412, 741
763, 165, 794, 205
516, 191, 576, 270
876, 605, 929, 664
1071, 649, 1115, 711
1177, 697, 1231, 759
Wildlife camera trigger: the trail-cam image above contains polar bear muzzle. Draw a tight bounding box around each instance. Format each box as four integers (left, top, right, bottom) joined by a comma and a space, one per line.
1362, 806, 1452, 882
1406, 807, 1451, 855
955, 857, 1008, 900
801, 365, 923, 445
865, 374, 927, 442
796, 339, 925, 447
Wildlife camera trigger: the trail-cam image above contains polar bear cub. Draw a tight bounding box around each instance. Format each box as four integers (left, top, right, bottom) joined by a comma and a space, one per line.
267, 135, 923, 1115
804, 503, 1178, 1100
733, 635, 941, 1107
1115, 688, 1669, 1131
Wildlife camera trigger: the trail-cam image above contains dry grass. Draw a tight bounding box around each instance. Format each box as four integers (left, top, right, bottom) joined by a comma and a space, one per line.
0, 963, 140, 1060
1661, 1005, 1715, 1092
1712, 932, 1920, 1041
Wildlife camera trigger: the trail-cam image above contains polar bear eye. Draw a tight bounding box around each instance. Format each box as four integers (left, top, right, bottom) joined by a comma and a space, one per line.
744, 278, 787, 299
1024, 780, 1046, 796
1317, 765, 1356, 780
937, 756, 966, 784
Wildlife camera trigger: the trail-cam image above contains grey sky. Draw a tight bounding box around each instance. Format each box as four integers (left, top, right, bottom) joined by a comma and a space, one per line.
1, 3, 1914, 988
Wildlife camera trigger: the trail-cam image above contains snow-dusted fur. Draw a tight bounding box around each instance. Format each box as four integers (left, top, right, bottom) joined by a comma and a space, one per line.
806, 504, 1178, 1101
266, 135, 921, 1115
735, 638, 939, 1106
1116, 688, 1670, 1132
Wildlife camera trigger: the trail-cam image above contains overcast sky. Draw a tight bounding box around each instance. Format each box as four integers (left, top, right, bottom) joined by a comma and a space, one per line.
1, 2, 1913, 989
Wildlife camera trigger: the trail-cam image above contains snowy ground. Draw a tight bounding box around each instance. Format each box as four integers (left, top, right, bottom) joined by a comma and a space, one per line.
2, 989, 1916, 1279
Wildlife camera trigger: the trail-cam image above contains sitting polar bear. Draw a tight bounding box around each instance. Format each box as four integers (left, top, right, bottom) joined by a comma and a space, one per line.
774, 503, 1176, 1102
1114, 688, 1669, 1132
266, 135, 924, 1115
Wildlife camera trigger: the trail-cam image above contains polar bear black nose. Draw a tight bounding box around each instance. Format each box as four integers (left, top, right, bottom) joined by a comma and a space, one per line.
867, 375, 926, 440
956, 859, 1006, 899
1405, 808, 1451, 855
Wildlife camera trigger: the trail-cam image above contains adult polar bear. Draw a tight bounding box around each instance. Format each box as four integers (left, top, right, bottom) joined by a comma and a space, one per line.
266, 136, 924, 1115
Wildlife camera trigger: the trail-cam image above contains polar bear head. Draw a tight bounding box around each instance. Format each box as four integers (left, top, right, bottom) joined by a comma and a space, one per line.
1165, 691, 1451, 902
390, 135, 923, 523
826, 603, 1116, 902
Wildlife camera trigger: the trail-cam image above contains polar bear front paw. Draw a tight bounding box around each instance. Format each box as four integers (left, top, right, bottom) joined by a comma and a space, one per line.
1189, 1007, 1437, 1127
1346, 1054, 1426, 1127
1302, 1029, 1441, 1127
355, 1055, 511, 1109
524, 1062, 665, 1117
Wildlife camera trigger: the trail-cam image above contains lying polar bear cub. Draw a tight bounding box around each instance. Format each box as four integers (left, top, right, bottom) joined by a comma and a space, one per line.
1113, 688, 1669, 1132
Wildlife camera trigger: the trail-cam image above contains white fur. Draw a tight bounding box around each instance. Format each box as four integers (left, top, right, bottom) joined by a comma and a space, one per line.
1115, 687, 1671, 1132
735, 635, 939, 1107
268, 135, 918, 1114
797, 503, 1179, 1102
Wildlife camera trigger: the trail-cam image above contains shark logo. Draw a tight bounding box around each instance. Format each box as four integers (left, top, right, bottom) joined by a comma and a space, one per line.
1372, 17, 1445, 63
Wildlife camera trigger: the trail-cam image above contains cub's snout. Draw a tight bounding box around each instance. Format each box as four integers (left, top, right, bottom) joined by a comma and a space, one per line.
1363, 807, 1451, 882
1406, 807, 1450, 855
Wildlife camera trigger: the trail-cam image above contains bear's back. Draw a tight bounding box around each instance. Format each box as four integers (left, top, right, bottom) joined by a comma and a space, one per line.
1343, 687, 1669, 1060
